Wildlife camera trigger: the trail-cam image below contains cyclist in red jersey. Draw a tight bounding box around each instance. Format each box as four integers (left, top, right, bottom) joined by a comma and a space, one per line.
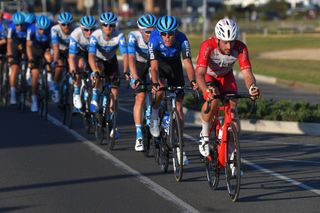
196, 18, 260, 157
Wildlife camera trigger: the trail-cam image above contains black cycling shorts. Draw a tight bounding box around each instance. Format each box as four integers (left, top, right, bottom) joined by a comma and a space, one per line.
158, 57, 185, 100
11, 42, 26, 65
134, 60, 150, 94
97, 55, 120, 87
30, 43, 50, 69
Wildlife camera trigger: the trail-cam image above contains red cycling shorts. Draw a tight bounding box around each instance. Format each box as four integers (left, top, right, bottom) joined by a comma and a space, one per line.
204, 71, 238, 94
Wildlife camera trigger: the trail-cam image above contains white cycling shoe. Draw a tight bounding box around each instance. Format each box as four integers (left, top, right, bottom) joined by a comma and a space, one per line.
199, 134, 210, 157
135, 138, 144, 152
30, 95, 38, 112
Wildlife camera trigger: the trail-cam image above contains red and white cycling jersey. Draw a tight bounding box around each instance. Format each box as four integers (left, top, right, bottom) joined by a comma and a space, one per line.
196, 37, 251, 77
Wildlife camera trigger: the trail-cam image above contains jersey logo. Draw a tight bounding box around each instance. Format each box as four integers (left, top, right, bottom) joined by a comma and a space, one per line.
90, 38, 97, 45
69, 39, 76, 47
129, 35, 136, 43
119, 38, 126, 45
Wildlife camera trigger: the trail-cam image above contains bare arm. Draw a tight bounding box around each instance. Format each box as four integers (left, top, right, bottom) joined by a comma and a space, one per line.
122, 53, 129, 74
128, 54, 138, 79
195, 66, 207, 93
0, 39, 6, 46
7, 38, 12, 56
150, 59, 159, 84
88, 53, 98, 72
26, 40, 33, 61
241, 68, 256, 89
68, 54, 76, 73
183, 58, 195, 82
52, 43, 59, 62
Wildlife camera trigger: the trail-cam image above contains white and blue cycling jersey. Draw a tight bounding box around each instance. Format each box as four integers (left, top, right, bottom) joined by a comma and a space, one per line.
127, 30, 149, 63
7, 22, 28, 43
51, 24, 76, 51
27, 24, 51, 47
69, 27, 90, 55
148, 29, 191, 61
88, 29, 127, 61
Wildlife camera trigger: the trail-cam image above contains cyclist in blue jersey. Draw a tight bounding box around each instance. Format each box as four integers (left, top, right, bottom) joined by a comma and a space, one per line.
0, 11, 7, 65
128, 13, 157, 152
50, 12, 75, 103
26, 15, 52, 112
7, 12, 28, 105
88, 11, 128, 139
148, 15, 197, 165
69, 16, 97, 110
24, 13, 36, 26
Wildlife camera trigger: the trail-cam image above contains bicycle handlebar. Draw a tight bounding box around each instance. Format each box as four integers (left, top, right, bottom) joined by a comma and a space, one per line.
204, 93, 257, 114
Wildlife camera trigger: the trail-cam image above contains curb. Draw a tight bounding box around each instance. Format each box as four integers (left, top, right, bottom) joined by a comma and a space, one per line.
183, 107, 320, 136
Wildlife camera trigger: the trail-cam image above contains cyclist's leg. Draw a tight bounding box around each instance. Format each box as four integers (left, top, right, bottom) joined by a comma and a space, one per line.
90, 59, 103, 112
133, 61, 148, 151
72, 55, 82, 109
9, 44, 22, 104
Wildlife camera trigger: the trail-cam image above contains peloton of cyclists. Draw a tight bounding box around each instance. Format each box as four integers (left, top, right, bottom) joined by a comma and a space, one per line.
196, 17, 260, 157
128, 13, 157, 152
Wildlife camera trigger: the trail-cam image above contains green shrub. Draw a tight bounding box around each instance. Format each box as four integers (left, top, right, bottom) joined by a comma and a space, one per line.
184, 92, 320, 123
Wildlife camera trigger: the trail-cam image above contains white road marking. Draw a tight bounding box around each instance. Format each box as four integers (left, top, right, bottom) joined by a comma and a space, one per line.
48, 114, 200, 213
266, 157, 320, 164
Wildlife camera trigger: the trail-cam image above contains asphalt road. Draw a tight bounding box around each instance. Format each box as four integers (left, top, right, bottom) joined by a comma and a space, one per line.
0, 81, 319, 213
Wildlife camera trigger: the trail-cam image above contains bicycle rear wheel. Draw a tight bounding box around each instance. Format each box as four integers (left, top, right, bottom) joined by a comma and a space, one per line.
170, 110, 183, 182
143, 125, 151, 157
225, 123, 241, 202
94, 113, 105, 144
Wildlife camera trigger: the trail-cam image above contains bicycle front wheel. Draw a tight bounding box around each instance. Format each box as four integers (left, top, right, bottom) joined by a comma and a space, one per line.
225, 123, 241, 202
170, 110, 183, 182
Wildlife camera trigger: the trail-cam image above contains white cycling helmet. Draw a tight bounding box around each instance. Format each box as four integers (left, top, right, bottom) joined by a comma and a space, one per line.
215, 18, 239, 41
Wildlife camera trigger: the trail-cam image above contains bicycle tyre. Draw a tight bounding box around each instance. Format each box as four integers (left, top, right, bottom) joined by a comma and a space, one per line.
64, 83, 73, 127
94, 113, 105, 144
205, 145, 220, 190
152, 137, 160, 164
80, 85, 93, 134
170, 110, 183, 182
107, 93, 117, 150
143, 125, 151, 157
159, 135, 169, 173
41, 71, 49, 120
225, 122, 241, 202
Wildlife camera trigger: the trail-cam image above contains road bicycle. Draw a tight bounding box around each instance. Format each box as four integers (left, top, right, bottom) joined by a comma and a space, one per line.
0, 54, 10, 105
152, 86, 193, 182
203, 93, 255, 202
93, 74, 119, 150
57, 59, 75, 128
36, 58, 51, 120
79, 69, 94, 134
16, 52, 28, 112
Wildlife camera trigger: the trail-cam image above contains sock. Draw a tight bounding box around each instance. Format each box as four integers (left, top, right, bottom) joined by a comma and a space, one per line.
136, 124, 142, 140
92, 89, 99, 101
151, 107, 159, 120
10, 87, 16, 93
201, 119, 210, 137
74, 86, 80, 95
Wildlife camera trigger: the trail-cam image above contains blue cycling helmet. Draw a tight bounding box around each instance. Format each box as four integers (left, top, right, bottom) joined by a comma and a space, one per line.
80, 16, 97, 29
137, 13, 157, 29
58, 12, 73, 24
25, 13, 36, 24
156, 15, 178, 33
99, 12, 117, 24
12, 12, 25, 25
36, 15, 51, 30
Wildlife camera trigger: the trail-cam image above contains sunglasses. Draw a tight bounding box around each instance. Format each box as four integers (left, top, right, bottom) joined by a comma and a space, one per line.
83, 28, 94, 32
160, 31, 175, 37
143, 30, 152, 35
15, 24, 23, 27
61, 23, 70, 27
102, 23, 115, 28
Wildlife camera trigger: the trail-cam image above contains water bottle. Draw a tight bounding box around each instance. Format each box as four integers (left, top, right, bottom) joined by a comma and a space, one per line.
145, 105, 151, 126
102, 96, 107, 107
84, 90, 88, 101
162, 113, 170, 133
